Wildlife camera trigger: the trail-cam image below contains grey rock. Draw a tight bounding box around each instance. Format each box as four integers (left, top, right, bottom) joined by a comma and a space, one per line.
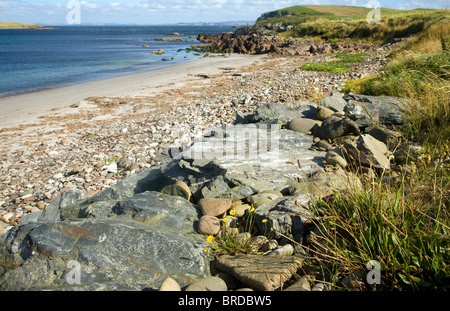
316, 106, 335, 121
288, 118, 320, 134
0, 218, 209, 291
313, 140, 333, 151
344, 102, 372, 129
366, 126, 402, 151
284, 275, 311, 291
267, 244, 294, 256
318, 116, 360, 140
171, 127, 326, 194
252, 101, 317, 125
255, 194, 313, 239
343, 93, 407, 126
343, 134, 390, 170
161, 183, 191, 201
21, 188, 88, 225
289, 168, 362, 199
261, 239, 279, 252
321, 91, 347, 112
325, 150, 348, 168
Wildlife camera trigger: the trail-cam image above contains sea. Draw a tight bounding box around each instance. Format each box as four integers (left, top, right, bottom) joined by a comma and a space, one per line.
0, 25, 234, 98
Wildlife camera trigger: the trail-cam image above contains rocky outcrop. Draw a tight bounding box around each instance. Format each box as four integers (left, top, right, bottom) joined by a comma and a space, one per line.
197, 27, 375, 56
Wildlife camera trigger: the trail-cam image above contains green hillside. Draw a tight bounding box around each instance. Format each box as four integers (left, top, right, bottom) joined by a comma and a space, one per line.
255, 5, 449, 44
0, 21, 44, 29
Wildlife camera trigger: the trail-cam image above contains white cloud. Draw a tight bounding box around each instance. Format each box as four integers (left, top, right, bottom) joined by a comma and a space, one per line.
0, 0, 448, 25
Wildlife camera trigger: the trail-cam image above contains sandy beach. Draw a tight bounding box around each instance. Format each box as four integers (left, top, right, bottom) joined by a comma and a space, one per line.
0, 54, 265, 129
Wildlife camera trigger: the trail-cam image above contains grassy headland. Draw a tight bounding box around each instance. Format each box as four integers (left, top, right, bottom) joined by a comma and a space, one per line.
0, 21, 45, 29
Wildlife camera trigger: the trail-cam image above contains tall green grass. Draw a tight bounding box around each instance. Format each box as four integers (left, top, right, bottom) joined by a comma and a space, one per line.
306, 144, 450, 290
344, 22, 450, 146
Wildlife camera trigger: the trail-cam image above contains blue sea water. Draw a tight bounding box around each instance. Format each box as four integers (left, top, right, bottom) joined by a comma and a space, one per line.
0, 25, 233, 98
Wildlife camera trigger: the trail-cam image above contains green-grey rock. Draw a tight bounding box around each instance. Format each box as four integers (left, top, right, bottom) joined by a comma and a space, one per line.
161, 184, 191, 201
185, 276, 228, 291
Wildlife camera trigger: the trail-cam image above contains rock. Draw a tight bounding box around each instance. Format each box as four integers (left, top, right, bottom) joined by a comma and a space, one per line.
159, 277, 182, 291
313, 140, 333, 151
248, 193, 279, 207
198, 215, 221, 235
311, 283, 327, 291
215, 254, 303, 291
198, 198, 232, 217
249, 235, 269, 252
235, 232, 251, 244
284, 275, 311, 291
117, 158, 133, 171
344, 102, 371, 129
316, 106, 335, 121
261, 239, 278, 252
256, 194, 312, 239
36, 201, 46, 210
366, 126, 402, 151
260, 189, 283, 197
288, 118, 320, 135
342, 134, 390, 170
106, 162, 117, 173
318, 116, 360, 140
289, 167, 361, 199
343, 93, 407, 126
161, 183, 191, 201
267, 244, 294, 256
0, 218, 210, 290
325, 150, 348, 168
321, 91, 347, 112
0, 212, 14, 223
252, 101, 316, 125
185, 276, 228, 291
167, 127, 326, 194
232, 204, 250, 217
21, 188, 88, 225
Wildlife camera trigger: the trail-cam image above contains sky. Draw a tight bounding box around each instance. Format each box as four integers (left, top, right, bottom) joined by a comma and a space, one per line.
0, 0, 448, 25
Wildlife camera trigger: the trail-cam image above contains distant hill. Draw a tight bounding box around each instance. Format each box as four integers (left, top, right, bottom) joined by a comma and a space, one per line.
256, 5, 441, 25
0, 21, 46, 29
176, 21, 255, 27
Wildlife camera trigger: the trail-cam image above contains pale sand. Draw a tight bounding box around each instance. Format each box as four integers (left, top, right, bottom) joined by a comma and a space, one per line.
0, 54, 266, 130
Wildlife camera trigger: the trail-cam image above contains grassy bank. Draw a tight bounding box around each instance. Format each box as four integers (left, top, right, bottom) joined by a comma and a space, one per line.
297, 11, 450, 290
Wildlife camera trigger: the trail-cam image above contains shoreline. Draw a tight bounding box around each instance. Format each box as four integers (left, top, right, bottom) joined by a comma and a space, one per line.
0, 54, 265, 130
0, 45, 388, 232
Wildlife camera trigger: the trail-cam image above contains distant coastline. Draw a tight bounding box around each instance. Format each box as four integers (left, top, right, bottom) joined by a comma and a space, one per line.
0, 21, 52, 29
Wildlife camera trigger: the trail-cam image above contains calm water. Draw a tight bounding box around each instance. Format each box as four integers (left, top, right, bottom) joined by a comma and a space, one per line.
0, 25, 233, 97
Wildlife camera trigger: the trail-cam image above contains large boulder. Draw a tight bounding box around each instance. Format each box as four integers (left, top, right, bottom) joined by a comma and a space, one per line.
250, 101, 317, 126
342, 134, 391, 170
318, 116, 360, 140
0, 188, 209, 290
163, 125, 326, 195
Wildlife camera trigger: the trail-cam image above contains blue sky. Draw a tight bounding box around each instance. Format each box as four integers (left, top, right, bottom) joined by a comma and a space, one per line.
0, 0, 448, 25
